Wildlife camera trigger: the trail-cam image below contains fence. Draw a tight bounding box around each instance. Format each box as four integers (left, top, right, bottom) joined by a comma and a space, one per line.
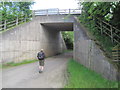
112, 47, 120, 68
112, 48, 120, 61
95, 17, 120, 44
0, 16, 31, 31
33, 8, 81, 16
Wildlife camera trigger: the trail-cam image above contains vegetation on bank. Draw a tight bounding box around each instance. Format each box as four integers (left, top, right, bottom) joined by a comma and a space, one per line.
1, 59, 37, 69
78, 2, 120, 58
79, 2, 120, 29
65, 59, 119, 88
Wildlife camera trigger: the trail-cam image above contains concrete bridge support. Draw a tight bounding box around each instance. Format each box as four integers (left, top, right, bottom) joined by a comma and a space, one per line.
0, 16, 68, 63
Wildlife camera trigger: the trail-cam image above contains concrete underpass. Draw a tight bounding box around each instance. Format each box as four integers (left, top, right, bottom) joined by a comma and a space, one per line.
1, 14, 119, 83
1, 15, 74, 63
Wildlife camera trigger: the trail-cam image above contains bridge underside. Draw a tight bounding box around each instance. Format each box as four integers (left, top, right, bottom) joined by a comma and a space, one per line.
41, 22, 73, 31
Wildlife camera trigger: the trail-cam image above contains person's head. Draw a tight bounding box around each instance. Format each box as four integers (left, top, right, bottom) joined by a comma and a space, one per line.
41, 49, 44, 52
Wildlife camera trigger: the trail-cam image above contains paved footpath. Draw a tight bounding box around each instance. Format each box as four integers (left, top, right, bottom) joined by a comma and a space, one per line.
2, 52, 73, 88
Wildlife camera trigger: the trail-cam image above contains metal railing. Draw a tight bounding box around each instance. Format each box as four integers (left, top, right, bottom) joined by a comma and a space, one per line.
33, 8, 81, 16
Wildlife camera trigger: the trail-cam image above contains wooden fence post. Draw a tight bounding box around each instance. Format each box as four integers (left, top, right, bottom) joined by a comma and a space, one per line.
100, 20, 103, 35
110, 25, 113, 43
112, 48, 120, 62
16, 17, 18, 25
4, 20, 6, 30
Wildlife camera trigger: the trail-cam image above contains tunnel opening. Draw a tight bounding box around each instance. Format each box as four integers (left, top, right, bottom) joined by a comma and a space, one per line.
61, 31, 74, 50
41, 22, 74, 53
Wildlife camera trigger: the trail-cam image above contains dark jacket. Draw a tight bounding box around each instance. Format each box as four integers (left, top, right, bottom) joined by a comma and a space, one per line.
37, 51, 45, 60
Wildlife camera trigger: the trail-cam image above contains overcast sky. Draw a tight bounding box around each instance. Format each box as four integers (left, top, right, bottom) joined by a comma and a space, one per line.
31, 0, 79, 10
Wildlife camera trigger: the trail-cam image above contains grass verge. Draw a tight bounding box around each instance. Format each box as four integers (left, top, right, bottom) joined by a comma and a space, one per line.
65, 59, 119, 88
1, 59, 38, 69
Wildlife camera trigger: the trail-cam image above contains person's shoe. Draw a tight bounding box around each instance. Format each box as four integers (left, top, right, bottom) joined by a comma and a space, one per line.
41, 71, 43, 73
39, 70, 42, 73
39, 70, 43, 73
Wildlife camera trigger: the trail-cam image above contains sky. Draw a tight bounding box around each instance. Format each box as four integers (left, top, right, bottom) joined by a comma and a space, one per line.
31, 0, 79, 10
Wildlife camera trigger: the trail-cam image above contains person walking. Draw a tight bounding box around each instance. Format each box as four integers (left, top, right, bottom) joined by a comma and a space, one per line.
37, 49, 45, 73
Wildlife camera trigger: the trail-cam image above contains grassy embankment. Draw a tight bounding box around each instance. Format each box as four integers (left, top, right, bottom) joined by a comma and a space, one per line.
1, 60, 38, 69
65, 59, 119, 88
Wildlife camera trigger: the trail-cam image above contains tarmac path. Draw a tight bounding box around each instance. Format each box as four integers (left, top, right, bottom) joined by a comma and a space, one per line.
2, 52, 73, 88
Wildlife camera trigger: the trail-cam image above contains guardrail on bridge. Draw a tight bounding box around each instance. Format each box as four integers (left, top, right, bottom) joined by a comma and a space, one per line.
33, 8, 81, 16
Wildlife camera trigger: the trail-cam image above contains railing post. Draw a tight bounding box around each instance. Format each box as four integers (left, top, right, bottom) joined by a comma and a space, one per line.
16, 17, 18, 25
58, 9, 59, 15
4, 20, 6, 30
69, 9, 70, 14
32, 10, 35, 18
110, 25, 113, 43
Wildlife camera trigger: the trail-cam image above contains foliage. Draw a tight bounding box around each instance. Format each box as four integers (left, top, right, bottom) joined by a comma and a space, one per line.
80, 2, 120, 28
78, 2, 120, 57
62, 31, 74, 50
65, 59, 118, 88
0, 2, 34, 21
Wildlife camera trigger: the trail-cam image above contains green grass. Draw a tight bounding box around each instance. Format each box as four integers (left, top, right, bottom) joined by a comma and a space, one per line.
1, 59, 38, 69
65, 59, 119, 88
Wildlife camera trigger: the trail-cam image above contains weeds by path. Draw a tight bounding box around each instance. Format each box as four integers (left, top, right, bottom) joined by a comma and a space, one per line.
1, 60, 38, 69
1, 53, 56, 69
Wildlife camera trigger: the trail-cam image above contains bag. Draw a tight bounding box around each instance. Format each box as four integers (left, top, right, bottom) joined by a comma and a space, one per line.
38, 52, 44, 60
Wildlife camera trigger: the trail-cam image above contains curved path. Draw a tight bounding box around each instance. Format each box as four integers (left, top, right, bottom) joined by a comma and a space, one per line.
2, 52, 73, 88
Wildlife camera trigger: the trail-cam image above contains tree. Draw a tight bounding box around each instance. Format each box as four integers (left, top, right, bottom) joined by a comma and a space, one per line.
62, 31, 74, 50
0, 2, 34, 21
80, 2, 120, 28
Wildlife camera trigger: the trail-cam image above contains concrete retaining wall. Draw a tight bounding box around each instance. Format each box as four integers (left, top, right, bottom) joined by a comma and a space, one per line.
73, 17, 119, 81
